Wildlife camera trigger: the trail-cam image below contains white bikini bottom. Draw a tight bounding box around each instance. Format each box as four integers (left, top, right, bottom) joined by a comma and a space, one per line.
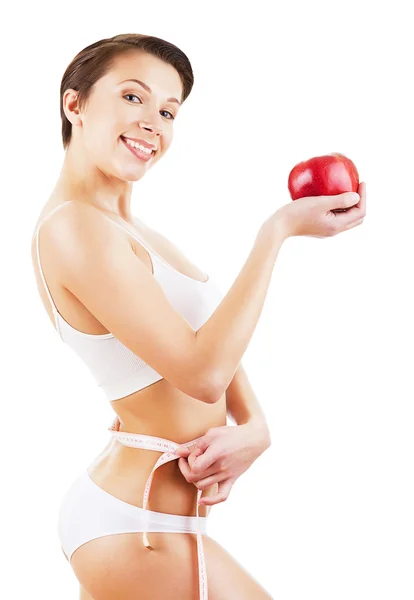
58, 416, 209, 599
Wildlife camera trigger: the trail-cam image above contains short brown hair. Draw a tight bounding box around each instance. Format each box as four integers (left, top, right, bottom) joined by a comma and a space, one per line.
59, 33, 194, 150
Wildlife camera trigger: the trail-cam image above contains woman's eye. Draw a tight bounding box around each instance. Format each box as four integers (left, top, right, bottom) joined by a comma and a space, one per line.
161, 110, 175, 120
124, 94, 175, 120
124, 94, 141, 104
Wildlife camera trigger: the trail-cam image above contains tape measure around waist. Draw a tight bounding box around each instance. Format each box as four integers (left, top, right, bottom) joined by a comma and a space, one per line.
108, 416, 208, 600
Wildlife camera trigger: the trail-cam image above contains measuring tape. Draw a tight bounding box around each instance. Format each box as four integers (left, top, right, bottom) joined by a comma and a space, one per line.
108, 416, 208, 600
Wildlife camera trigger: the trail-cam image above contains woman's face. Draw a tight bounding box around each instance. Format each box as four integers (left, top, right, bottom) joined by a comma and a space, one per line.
66, 51, 183, 181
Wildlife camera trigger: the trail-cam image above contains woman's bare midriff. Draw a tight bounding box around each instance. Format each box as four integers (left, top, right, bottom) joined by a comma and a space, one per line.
88, 382, 227, 519
32, 197, 227, 520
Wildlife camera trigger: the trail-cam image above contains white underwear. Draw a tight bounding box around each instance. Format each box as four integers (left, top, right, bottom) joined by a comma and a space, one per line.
58, 416, 209, 599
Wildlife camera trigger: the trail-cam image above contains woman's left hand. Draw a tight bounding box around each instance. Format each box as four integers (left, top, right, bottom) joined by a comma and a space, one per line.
174, 422, 271, 507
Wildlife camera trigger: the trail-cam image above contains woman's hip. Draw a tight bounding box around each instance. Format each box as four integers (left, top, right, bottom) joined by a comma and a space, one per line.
57, 469, 209, 562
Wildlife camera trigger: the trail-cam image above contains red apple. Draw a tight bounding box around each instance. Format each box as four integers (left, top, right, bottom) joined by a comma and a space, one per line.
288, 153, 359, 212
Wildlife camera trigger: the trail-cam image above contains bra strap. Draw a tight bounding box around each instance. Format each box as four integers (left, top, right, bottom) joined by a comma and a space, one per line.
34, 202, 75, 333
98, 214, 160, 260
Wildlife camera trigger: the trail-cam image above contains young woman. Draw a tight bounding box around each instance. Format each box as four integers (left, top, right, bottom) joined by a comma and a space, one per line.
31, 33, 366, 600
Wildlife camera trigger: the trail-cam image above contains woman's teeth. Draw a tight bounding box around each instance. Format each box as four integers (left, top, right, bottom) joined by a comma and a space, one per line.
122, 137, 153, 155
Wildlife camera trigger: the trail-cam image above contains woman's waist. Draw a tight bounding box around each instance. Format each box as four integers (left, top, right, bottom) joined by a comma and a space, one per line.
87, 452, 216, 518
110, 386, 227, 445
85, 402, 226, 517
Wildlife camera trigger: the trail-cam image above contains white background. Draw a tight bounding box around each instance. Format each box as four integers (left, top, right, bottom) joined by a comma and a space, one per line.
1, 1, 413, 598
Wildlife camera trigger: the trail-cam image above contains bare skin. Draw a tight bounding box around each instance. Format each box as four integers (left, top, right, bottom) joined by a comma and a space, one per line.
33, 50, 272, 599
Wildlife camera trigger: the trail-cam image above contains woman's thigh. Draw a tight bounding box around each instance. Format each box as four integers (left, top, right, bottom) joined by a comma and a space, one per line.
79, 585, 95, 600
203, 535, 273, 600
69, 531, 272, 600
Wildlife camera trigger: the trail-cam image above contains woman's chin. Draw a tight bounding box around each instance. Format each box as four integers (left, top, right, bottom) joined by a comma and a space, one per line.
117, 165, 149, 182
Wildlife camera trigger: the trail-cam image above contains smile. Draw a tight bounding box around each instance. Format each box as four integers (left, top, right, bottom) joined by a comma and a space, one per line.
120, 136, 155, 162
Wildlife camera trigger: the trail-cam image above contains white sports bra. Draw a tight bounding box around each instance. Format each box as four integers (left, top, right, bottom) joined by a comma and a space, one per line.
34, 201, 224, 401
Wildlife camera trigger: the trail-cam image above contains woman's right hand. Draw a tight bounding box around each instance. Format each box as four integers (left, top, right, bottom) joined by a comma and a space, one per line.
264, 181, 366, 239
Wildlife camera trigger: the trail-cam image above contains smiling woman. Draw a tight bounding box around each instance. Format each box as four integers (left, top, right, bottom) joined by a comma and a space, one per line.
59, 34, 191, 152
31, 32, 275, 600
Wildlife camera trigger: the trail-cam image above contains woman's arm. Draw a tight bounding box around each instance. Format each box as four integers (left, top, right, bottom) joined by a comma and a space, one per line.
195, 224, 287, 401
175, 362, 272, 506
225, 362, 271, 447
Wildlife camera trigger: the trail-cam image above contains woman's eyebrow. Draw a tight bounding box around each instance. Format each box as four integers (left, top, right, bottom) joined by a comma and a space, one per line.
117, 78, 181, 105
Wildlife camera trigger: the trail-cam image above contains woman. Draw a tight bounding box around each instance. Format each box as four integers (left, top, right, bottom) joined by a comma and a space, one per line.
31, 33, 366, 600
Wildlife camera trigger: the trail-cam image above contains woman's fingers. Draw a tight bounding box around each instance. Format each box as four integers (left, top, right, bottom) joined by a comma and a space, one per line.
333, 182, 366, 231
198, 478, 234, 505
356, 181, 367, 212
342, 216, 365, 232
178, 455, 220, 484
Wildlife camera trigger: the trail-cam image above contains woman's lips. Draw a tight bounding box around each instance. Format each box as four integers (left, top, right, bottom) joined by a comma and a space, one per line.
120, 136, 155, 162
